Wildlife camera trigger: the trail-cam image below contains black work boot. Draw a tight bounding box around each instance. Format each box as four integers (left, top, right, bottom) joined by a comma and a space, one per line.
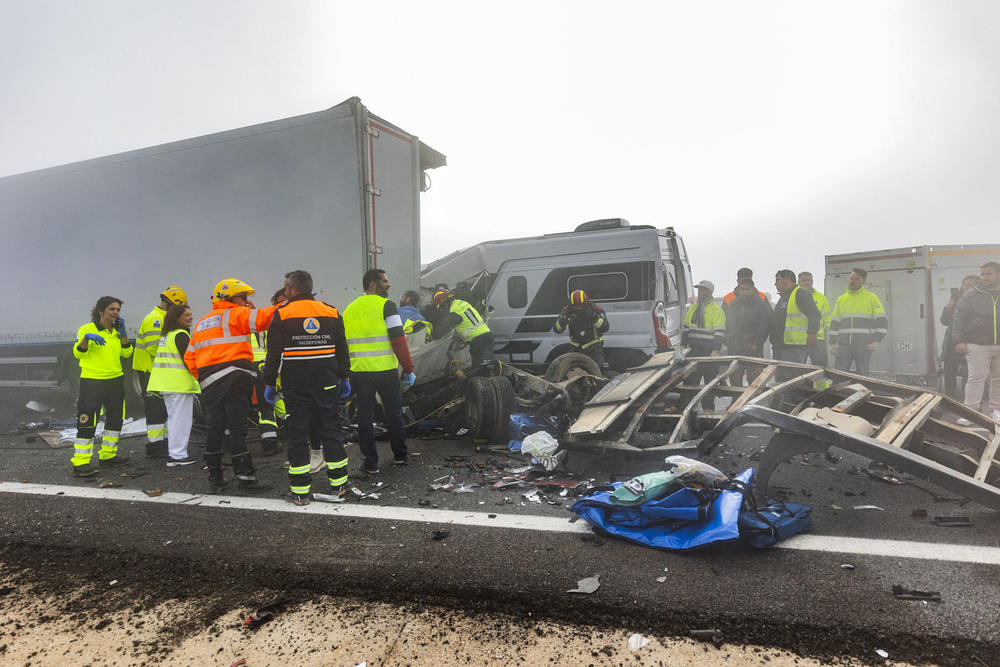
146, 441, 169, 458
261, 437, 280, 457
205, 453, 228, 495
233, 452, 273, 495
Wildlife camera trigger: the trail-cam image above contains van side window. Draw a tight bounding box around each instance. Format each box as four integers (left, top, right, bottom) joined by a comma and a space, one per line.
663, 264, 679, 306
507, 275, 528, 308
568, 273, 628, 301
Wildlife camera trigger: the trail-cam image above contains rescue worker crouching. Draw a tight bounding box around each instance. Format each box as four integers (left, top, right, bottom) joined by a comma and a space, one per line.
553, 290, 610, 369
263, 270, 352, 505
133, 286, 187, 459
184, 279, 279, 495
431, 288, 494, 365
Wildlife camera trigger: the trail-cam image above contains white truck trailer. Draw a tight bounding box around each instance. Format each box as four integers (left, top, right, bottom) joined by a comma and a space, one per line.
825, 244, 1000, 386
0, 97, 445, 394
420, 219, 694, 371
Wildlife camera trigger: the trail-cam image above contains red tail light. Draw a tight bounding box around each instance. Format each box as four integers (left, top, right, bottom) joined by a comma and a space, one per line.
652, 302, 671, 347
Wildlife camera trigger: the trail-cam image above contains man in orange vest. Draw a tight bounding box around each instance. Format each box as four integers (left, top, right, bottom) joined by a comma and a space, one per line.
185, 278, 279, 495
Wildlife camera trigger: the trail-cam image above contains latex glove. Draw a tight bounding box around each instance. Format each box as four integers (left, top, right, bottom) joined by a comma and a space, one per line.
402, 372, 416, 388
710, 350, 720, 357
83, 332, 106, 346
263, 385, 277, 405
338, 378, 352, 398
114, 317, 127, 337
866, 341, 879, 352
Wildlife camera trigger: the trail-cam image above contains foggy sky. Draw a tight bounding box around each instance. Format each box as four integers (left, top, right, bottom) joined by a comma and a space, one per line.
1, 1, 998, 294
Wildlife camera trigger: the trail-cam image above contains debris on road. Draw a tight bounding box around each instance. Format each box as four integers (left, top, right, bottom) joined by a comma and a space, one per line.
242, 599, 289, 629
567, 575, 600, 594
690, 628, 723, 648
627, 633, 650, 651
932, 515, 973, 527
892, 585, 942, 602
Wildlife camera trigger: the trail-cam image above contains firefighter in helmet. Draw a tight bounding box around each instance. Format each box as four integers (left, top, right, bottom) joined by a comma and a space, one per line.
553, 289, 610, 368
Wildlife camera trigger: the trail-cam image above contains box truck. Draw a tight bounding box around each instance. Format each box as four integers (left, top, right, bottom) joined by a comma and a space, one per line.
825, 244, 1000, 386
420, 219, 694, 371
0, 97, 445, 394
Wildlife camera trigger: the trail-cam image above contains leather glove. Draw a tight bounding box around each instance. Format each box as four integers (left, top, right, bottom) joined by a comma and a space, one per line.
402, 372, 416, 388
263, 385, 277, 405
114, 317, 127, 337
83, 332, 106, 346
338, 378, 352, 398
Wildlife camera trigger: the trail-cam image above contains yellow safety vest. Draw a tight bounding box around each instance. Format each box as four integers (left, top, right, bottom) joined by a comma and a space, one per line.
343, 295, 398, 373
133, 306, 166, 373
783, 286, 808, 346
147, 330, 201, 394
450, 299, 489, 342
73, 322, 132, 380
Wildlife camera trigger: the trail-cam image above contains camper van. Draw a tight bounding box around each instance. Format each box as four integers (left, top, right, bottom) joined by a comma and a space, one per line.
420, 219, 693, 370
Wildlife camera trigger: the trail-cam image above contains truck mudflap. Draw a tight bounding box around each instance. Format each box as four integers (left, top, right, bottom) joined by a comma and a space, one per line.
563, 354, 1000, 510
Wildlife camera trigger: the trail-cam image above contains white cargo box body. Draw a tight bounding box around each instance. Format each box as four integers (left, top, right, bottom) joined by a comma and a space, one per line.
825, 244, 1000, 384
421, 221, 693, 370
0, 97, 444, 387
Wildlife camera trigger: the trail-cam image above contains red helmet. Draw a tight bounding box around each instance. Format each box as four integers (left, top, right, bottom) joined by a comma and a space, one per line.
570, 290, 589, 306
433, 288, 453, 307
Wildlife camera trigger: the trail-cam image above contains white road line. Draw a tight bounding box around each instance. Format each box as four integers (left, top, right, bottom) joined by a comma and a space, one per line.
3, 482, 999, 565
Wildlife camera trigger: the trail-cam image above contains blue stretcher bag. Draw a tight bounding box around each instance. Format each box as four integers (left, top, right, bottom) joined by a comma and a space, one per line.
570, 469, 812, 551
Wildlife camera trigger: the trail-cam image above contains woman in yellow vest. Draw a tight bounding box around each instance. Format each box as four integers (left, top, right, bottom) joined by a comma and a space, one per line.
148, 304, 201, 466
71, 296, 133, 477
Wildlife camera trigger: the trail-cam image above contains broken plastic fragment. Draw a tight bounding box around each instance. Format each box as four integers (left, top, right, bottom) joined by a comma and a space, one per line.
567, 575, 600, 594
875, 649, 889, 658
852, 505, 885, 511
627, 633, 650, 651
656, 576, 667, 583
840, 564, 854, 570
892, 585, 942, 602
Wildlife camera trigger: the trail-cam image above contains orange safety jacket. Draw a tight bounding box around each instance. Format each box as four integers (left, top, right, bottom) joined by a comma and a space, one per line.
184, 300, 277, 389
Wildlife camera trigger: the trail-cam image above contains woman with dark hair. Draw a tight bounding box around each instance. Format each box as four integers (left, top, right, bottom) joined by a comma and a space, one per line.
147, 304, 200, 466
71, 296, 133, 477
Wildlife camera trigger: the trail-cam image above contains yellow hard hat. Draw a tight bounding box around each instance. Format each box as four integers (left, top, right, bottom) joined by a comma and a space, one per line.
161, 286, 188, 306
212, 279, 255, 302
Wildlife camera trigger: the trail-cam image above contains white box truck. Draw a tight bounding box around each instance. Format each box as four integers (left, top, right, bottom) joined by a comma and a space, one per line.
420, 219, 694, 371
825, 244, 1000, 386
0, 97, 445, 394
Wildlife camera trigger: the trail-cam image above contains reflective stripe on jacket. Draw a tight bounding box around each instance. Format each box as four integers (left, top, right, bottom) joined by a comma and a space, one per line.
783, 286, 808, 346
184, 300, 277, 388
810, 290, 832, 341
554, 303, 609, 349
683, 301, 726, 352
73, 322, 132, 380
132, 306, 166, 373
450, 299, 490, 342
828, 287, 887, 346
343, 294, 398, 373
264, 295, 350, 388
148, 330, 200, 394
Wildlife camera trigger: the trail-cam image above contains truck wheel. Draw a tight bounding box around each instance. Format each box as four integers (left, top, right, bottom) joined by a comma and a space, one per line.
490, 376, 516, 444
466, 376, 499, 440
545, 352, 602, 383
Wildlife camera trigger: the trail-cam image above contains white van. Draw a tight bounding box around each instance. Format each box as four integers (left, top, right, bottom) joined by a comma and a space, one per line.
420, 219, 694, 370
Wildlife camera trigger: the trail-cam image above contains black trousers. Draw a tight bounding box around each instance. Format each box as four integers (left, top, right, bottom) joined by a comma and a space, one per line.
284, 386, 348, 493
203, 371, 255, 475
76, 376, 125, 440
137, 370, 168, 442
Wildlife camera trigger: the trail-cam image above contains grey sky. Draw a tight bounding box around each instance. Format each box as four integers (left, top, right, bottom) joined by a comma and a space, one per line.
1, 1, 997, 292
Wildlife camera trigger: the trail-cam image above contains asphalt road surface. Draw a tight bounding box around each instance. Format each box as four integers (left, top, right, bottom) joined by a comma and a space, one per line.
1, 391, 998, 666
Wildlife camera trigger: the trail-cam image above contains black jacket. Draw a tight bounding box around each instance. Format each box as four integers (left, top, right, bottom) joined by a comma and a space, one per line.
725, 295, 772, 355
263, 294, 350, 389
952, 284, 1000, 346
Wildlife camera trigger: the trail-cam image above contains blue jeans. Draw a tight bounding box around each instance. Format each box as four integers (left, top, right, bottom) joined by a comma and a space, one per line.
352, 369, 407, 468
835, 344, 872, 376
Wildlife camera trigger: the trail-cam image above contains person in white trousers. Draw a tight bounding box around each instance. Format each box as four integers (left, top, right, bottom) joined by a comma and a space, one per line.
147, 304, 201, 465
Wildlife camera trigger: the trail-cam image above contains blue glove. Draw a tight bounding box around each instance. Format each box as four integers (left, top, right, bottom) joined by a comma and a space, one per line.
83, 332, 106, 346
338, 378, 352, 399
114, 317, 127, 336
263, 385, 277, 405
402, 372, 416, 388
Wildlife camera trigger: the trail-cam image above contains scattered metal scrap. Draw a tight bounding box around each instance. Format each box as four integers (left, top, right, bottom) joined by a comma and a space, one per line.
565, 353, 1000, 509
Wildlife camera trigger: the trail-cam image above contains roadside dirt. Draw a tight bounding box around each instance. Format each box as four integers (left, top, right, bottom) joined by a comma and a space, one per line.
0, 554, 903, 667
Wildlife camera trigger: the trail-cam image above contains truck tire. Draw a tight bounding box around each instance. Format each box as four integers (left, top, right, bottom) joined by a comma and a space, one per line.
545, 352, 602, 383
466, 376, 499, 440
490, 376, 516, 444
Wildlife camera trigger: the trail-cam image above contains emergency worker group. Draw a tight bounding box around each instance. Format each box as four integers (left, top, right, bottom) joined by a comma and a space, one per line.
69, 259, 1000, 499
